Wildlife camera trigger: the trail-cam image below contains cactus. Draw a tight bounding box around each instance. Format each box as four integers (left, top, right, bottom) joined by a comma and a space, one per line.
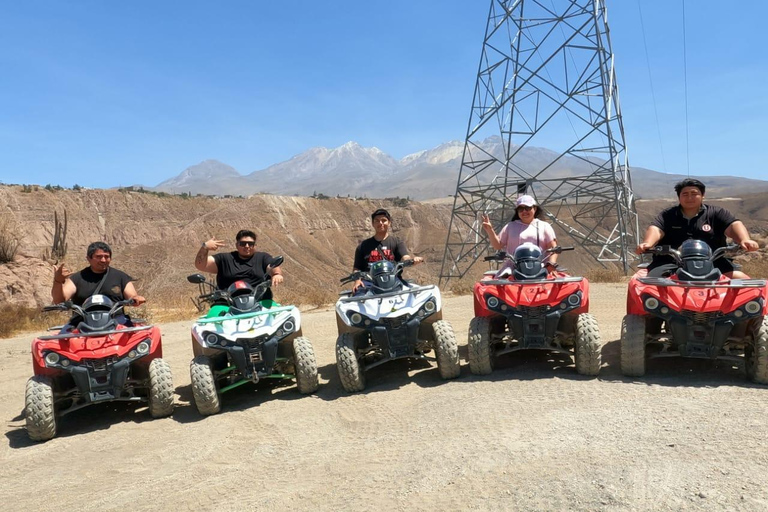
51, 210, 68, 260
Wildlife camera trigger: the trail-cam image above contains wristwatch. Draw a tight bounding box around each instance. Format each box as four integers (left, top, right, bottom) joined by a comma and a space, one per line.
201, 242, 207, 249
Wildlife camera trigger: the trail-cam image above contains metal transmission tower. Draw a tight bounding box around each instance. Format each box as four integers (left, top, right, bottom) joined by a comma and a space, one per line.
439, 0, 638, 284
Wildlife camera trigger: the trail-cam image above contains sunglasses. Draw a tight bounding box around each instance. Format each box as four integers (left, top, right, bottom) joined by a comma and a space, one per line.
516, 206, 534, 212
237, 241, 255, 247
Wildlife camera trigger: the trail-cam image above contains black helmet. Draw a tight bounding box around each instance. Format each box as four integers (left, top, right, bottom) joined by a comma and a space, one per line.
512, 243, 546, 280
679, 239, 712, 260
227, 280, 259, 313
81, 294, 114, 330
370, 260, 398, 291
513, 243, 543, 263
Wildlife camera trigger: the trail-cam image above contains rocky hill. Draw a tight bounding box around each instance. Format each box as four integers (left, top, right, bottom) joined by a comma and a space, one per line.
2, 186, 767, 312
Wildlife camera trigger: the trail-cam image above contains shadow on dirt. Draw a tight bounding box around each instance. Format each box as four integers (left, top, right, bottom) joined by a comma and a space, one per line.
5, 401, 158, 449
598, 337, 760, 388
171, 377, 308, 424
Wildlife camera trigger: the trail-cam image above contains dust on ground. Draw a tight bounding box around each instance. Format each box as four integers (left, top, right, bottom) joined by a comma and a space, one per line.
2, 283, 767, 511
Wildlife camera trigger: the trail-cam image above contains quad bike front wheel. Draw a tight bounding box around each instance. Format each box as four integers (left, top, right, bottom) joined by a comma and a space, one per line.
190, 355, 221, 415
468, 316, 494, 375
293, 336, 319, 394
574, 313, 602, 376
621, 314, 647, 377
148, 358, 174, 418
432, 320, 460, 379
25, 376, 56, 442
746, 317, 768, 385
336, 333, 365, 392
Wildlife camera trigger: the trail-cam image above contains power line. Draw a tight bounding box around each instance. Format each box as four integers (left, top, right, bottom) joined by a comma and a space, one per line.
682, 0, 690, 176
636, 0, 668, 173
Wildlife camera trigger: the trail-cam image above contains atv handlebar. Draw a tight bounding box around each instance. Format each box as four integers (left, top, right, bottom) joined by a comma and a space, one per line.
644, 243, 740, 265
42, 298, 136, 317
339, 259, 415, 286
484, 245, 572, 262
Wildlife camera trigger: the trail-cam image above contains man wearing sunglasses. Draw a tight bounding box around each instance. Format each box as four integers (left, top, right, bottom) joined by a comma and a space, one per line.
195, 229, 283, 301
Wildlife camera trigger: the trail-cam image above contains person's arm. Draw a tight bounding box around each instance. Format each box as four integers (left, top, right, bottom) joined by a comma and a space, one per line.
636, 226, 664, 254
398, 238, 423, 264
482, 214, 503, 251
51, 263, 75, 303
195, 239, 224, 273
725, 221, 759, 251
123, 281, 146, 306
266, 255, 284, 287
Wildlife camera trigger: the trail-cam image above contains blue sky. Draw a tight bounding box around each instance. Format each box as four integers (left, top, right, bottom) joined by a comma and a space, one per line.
1, 1, 766, 188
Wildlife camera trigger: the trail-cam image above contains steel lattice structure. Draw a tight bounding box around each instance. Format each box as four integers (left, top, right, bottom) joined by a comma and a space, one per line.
439, 0, 638, 284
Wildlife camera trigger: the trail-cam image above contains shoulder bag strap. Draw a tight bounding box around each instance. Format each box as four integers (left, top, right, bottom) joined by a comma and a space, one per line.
92, 267, 110, 296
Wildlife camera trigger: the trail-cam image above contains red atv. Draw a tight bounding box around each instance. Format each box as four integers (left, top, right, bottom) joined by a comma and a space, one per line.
25, 295, 174, 441
468, 243, 602, 376
621, 240, 768, 383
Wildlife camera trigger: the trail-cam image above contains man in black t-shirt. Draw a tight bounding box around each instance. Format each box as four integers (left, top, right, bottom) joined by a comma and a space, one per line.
52, 241, 145, 320
636, 179, 759, 278
351, 208, 423, 292
195, 229, 283, 301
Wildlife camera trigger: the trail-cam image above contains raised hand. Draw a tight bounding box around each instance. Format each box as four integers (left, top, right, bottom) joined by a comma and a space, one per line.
481, 213, 493, 230
53, 262, 72, 284
203, 238, 225, 251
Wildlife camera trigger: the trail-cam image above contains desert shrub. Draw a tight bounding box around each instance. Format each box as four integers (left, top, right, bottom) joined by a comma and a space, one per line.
0, 304, 68, 338
0, 215, 22, 263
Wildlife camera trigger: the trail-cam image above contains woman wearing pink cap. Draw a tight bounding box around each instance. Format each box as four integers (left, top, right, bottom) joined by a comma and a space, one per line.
481, 195, 559, 272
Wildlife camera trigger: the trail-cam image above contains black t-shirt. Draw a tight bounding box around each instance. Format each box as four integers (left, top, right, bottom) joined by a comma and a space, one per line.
213, 251, 276, 301
353, 235, 409, 272
69, 267, 133, 306
650, 204, 737, 266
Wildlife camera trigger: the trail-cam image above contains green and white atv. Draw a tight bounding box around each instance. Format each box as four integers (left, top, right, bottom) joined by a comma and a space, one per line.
186, 257, 318, 415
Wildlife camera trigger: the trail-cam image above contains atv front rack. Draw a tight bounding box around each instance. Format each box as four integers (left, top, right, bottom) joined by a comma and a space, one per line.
338, 284, 436, 303
196, 305, 296, 324
637, 277, 767, 288
481, 277, 584, 286
37, 325, 154, 341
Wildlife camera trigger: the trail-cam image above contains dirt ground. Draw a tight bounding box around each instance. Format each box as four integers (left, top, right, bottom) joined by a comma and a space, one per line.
2, 283, 767, 511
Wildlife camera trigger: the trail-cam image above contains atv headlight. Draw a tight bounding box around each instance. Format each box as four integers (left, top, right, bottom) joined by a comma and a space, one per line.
45, 352, 60, 366
424, 300, 436, 313
137, 341, 150, 354
282, 319, 295, 332
205, 333, 219, 345
350, 313, 363, 325
487, 296, 500, 309
644, 297, 659, 310
129, 350, 137, 359
745, 301, 761, 314
567, 294, 581, 307
61, 359, 70, 367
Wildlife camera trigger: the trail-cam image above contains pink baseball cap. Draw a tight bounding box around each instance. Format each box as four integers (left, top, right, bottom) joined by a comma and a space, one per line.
516, 195, 537, 207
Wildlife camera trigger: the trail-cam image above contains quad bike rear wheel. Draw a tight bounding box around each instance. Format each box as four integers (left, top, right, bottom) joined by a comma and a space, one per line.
468, 316, 494, 375
293, 336, 319, 394
25, 376, 56, 442
621, 314, 646, 377
432, 320, 460, 380
336, 333, 365, 392
148, 358, 174, 418
746, 317, 768, 385
574, 313, 602, 376
190, 355, 221, 415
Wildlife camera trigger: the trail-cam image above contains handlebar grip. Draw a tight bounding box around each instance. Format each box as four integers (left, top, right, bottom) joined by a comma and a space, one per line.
560, 246, 575, 252
483, 256, 498, 261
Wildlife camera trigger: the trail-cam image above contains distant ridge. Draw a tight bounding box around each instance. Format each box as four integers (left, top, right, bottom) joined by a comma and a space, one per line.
152, 139, 768, 200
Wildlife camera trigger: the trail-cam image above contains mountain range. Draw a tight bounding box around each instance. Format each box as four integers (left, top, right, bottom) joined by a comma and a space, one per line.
153, 138, 768, 200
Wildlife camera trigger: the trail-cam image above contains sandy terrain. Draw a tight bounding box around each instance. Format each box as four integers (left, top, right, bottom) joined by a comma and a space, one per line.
2, 283, 767, 511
